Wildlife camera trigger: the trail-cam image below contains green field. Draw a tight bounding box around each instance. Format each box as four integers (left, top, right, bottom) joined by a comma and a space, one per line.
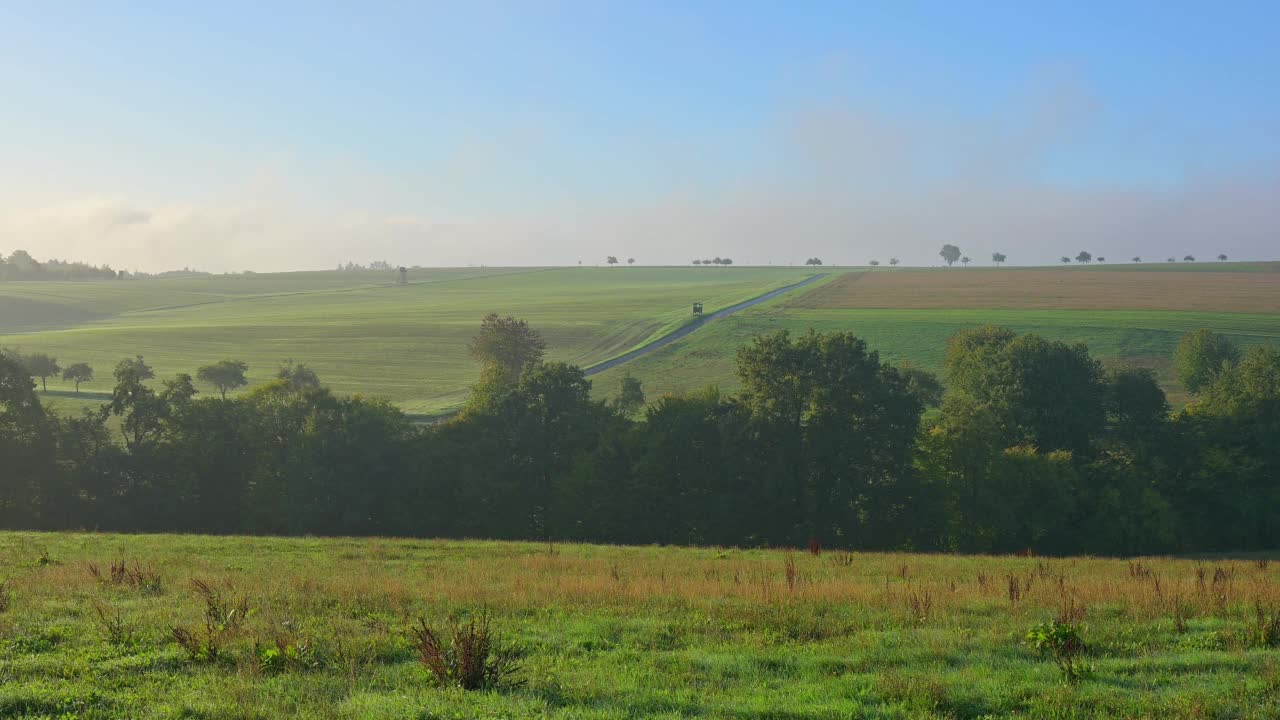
0, 268, 814, 415
3, 263, 1278, 414
1, 532, 1278, 719
592, 305, 1280, 406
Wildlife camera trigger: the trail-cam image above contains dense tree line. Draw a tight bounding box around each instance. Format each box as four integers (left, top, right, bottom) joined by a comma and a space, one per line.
1, 249, 209, 281
2, 322, 1277, 555
1, 250, 120, 281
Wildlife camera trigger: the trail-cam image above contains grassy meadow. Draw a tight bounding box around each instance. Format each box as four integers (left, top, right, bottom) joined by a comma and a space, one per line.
1, 532, 1279, 719
0, 267, 814, 416
3, 262, 1278, 414
592, 264, 1280, 405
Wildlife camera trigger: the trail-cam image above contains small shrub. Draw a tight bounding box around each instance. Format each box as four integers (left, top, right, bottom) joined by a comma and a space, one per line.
807, 538, 822, 556
828, 551, 855, 568
35, 549, 54, 567
1256, 559, 1270, 571
1057, 597, 1087, 625
0, 580, 10, 613
409, 614, 524, 691
255, 634, 322, 673
1128, 561, 1154, 580
1172, 598, 1189, 634
1007, 574, 1022, 603
89, 560, 163, 594
91, 603, 138, 648
192, 578, 251, 630
172, 619, 224, 663
976, 571, 989, 590
906, 589, 933, 626
1026, 620, 1090, 684
784, 555, 798, 591
125, 565, 164, 594
172, 579, 252, 664
1246, 601, 1280, 649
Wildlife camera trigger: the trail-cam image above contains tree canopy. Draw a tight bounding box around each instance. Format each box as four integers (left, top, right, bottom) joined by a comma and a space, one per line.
197, 360, 250, 399
939, 244, 961, 266
1174, 329, 1240, 395
61, 362, 94, 393
468, 313, 548, 379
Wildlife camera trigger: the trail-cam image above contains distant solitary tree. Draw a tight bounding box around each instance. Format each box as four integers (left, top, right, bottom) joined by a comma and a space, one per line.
1061, 256, 1072, 264
1132, 256, 1142, 263
692, 259, 702, 265
24, 352, 60, 392
805, 258, 824, 266
612, 372, 646, 416
1167, 257, 1176, 263
991, 252, 1007, 266
869, 260, 880, 266
721, 258, 733, 266
1075, 251, 1092, 264
197, 359, 249, 399
939, 244, 962, 267
1097, 256, 1106, 263
468, 313, 547, 378
961, 256, 971, 267
1218, 253, 1228, 262
627, 257, 635, 266
61, 362, 94, 393
1183, 255, 1195, 263
277, 359, 321, 392
607, 256, 619, 267
889, 257, 900, 267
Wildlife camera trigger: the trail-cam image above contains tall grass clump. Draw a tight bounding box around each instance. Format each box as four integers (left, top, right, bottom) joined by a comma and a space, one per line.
1245, 601, 1280, 649
171, 579, 253, 663
88, 559, 163, 594
409, 613, 524, 691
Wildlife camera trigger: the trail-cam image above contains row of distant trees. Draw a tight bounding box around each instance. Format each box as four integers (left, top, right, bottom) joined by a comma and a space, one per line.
938, 245, 1232, 267
336, 260, 396, 271
691, 257, 732, 266
1, 350, 318, 401
1058, 252, 1227, 264
4, 313, 1278, 554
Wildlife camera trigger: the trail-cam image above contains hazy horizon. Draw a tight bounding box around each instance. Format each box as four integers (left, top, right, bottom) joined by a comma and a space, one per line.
4, 3, 1278, 273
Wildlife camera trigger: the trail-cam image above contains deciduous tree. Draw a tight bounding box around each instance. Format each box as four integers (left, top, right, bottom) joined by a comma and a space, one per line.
197, 359, 250, 399
939, 244, 961, 267
61, 363, 94, 393
24, 353, 60, 392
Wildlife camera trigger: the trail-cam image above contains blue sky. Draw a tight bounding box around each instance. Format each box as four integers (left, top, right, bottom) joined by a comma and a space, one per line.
2, 2, 1278, 270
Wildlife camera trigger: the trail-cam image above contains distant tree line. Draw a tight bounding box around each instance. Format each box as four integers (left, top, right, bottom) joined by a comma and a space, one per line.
337, 261, 397, 271
0, 249, 209, 281
2, 320, 1278, 555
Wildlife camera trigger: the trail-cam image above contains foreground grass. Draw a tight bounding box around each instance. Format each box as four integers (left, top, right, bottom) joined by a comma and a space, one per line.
1, 533, 1279, 719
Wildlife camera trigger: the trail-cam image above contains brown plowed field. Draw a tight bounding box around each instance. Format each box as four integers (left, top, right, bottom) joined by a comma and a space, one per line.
790, 270, 1280, 312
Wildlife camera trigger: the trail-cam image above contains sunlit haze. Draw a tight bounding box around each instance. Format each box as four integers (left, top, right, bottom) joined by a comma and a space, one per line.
3, 2, 1278, 272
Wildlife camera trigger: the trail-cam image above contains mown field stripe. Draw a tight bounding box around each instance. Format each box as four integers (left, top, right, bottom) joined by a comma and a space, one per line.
584, 273, 826, 376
